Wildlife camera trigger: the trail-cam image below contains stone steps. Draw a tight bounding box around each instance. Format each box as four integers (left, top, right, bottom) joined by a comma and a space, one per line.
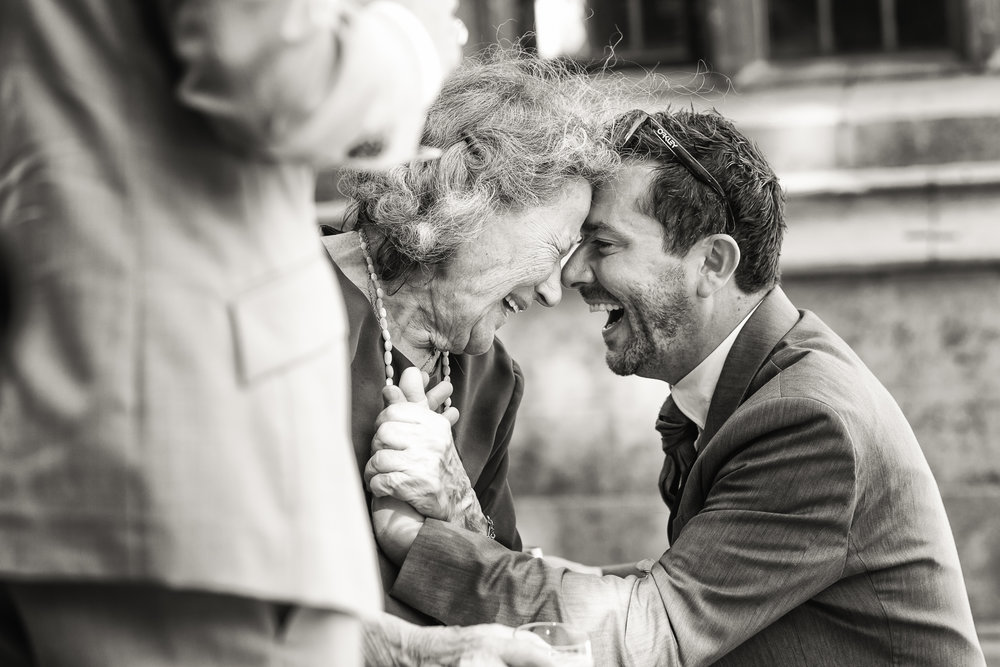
739, 88, 1000, 172
664, 72, 1000, 172
780, 160, 1000, 275
782, 161, 1000, 197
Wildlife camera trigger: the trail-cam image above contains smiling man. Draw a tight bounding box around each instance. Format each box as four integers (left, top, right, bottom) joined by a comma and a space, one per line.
370, 109, 986, 666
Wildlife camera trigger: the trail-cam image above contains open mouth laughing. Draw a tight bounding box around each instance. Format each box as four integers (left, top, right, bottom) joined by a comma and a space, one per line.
589, 301, 625, 333
502, 294, 527, 317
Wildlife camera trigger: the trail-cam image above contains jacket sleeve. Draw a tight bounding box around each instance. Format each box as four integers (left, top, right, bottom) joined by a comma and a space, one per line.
390, 396, 858, 667
157, 0, 444, 167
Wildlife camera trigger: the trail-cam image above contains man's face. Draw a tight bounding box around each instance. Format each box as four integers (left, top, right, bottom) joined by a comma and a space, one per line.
562, 164, 700, 381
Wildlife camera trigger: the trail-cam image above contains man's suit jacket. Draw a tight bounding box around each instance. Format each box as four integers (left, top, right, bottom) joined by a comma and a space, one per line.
389, 288, 985, 665
0, 0, 441, 613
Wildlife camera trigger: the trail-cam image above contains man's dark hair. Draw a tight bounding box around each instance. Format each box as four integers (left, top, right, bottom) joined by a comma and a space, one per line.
612, 109, 786, 293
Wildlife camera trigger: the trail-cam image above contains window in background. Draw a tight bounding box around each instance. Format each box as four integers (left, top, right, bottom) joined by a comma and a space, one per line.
768, 0, 819, 58
638, 0, 695, 61
535, 0, 697, 64
768, 0, 952, 58
896, 0, 950, 49
832, 0, 882, 53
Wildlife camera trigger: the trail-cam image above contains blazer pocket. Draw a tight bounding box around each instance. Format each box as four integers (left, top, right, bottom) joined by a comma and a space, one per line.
230, 258, 345, 385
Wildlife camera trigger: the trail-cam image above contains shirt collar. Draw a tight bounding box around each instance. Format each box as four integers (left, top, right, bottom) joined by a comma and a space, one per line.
670, 300, 763, 432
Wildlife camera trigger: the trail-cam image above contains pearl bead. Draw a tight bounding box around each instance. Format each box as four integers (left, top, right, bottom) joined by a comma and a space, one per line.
360, 229, 453, 414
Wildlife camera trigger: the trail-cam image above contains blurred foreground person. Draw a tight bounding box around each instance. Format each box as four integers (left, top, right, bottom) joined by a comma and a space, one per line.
327, 50, 618, 622
372, 110, 986, 665
0, 1, 551, 665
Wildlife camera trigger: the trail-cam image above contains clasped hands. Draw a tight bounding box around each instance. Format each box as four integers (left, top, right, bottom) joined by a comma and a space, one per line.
366, 366, 488, 564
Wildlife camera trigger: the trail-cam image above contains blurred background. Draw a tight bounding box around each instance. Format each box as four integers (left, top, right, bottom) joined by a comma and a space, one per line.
319, 0, 1000, 658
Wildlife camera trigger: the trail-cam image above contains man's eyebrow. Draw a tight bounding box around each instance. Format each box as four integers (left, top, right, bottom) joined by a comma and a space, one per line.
581, 219, 607, 235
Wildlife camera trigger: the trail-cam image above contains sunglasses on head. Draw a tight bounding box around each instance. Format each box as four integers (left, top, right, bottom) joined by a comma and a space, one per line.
618, 111, 737, 235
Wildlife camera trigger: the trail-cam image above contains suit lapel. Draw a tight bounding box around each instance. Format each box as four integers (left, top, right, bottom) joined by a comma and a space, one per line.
700, 287, 801, 445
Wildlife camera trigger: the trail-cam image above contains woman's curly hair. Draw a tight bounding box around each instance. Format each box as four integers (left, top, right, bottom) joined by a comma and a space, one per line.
339, 47, 621, 286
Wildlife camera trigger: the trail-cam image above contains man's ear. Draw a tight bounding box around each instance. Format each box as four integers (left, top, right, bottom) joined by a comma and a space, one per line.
695, 234, 740, 298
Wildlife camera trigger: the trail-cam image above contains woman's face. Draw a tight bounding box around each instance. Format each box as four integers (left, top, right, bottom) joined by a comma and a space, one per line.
429, 177, 592, 355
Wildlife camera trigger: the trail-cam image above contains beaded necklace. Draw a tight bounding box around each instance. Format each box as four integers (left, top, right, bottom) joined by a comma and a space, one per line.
357, 230, 451, 409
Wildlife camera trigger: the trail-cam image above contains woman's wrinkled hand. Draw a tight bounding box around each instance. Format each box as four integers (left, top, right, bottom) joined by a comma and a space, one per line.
366, 367, 489, 535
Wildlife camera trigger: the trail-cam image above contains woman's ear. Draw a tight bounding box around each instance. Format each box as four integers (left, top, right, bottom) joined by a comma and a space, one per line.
696, 234, 740, 298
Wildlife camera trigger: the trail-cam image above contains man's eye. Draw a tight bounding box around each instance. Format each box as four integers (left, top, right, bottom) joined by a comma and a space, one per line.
590, 238, 615, 253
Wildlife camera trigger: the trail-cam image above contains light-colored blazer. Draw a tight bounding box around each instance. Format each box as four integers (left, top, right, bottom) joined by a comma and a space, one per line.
0, 0, 439, 613
390, 288, 986, 666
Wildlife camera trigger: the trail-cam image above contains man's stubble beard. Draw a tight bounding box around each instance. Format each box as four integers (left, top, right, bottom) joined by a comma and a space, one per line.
606, 268, 693, 377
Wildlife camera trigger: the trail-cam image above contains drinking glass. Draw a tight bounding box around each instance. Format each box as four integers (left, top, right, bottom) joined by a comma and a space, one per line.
515, 622, 593, 666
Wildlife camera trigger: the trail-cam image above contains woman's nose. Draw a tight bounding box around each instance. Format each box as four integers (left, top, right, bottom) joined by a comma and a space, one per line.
561, 247, 593, 289
534, 263, 563, 308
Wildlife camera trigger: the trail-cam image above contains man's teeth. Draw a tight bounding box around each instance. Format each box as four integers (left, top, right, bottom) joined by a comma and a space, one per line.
591, 302, 625, 331
504, 296, 523, 314
589, 303, 623, 313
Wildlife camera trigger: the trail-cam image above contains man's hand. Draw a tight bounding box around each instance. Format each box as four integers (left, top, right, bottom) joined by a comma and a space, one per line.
367, 367, 491, 543
364, 613, 557, 666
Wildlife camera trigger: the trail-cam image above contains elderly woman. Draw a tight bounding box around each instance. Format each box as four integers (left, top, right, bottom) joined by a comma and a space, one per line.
322, 51, 617, 621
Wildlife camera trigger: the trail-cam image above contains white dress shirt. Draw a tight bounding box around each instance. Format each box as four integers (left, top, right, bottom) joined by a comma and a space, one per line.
669, 301, 762, 449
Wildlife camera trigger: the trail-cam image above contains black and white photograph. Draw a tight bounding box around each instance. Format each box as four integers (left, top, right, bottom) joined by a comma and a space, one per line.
1, 0, 997, 664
